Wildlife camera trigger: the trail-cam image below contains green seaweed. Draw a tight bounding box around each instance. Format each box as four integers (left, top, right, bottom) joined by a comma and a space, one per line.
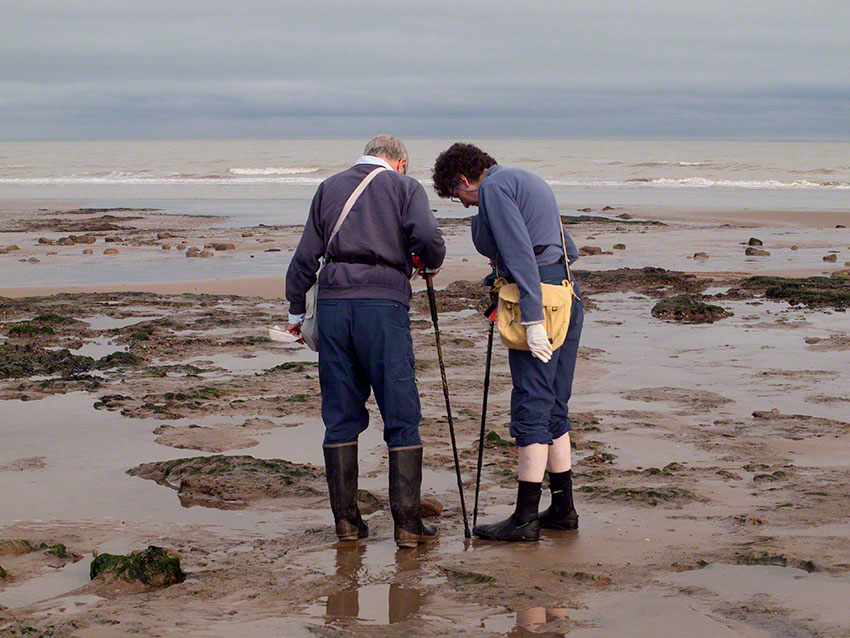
90, 546, 185, 586
484, 431, 513, 447
0, 344, 95, 379
96, 351, 142, 369
441, 567, 495, 584
7, 323, 55, 337
651, 295, 731, 323
736, 276, 850, 310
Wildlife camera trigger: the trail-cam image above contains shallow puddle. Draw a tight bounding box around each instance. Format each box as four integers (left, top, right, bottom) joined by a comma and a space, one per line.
667, 563, 850, 631
80, 314, 164, 330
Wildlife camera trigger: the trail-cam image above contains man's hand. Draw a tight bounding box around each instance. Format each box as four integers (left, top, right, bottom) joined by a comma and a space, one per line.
526, 323, 552, 363
412, 254, 440, 279
285, 323, 302, 337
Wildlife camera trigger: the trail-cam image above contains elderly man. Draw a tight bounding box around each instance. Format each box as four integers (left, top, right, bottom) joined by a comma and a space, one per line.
432, 142, 583, 542
285, 135, 445, 548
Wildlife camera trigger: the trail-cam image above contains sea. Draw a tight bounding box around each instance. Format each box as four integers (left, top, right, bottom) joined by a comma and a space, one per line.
1, 139, 848, 288
1, 139, 849, 227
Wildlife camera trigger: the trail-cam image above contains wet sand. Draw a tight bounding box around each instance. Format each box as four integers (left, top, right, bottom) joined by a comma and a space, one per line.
1, 203, 850, 637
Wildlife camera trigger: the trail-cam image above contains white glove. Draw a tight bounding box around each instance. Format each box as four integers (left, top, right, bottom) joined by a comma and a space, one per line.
526, 323, 552, 363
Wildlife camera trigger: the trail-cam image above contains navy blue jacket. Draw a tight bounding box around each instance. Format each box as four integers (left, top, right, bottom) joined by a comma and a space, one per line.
286, 164, 445, 314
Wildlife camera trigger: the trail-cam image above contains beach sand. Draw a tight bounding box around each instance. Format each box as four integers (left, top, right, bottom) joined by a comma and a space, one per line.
1, 204, 849, 637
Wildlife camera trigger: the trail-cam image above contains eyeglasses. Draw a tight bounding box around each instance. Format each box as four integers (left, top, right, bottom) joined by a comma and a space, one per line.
449, 182, 478, 203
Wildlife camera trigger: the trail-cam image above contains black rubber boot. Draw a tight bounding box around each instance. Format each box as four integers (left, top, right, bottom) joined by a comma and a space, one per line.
473, 481, 542, 542
323, 443, 368, 541
539, 469, 578, 531
389, 446, 438, 549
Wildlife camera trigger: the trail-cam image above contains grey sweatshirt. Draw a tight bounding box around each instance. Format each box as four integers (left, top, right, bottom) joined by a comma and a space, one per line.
286, 164, 445, 314
471, 165, 579, 324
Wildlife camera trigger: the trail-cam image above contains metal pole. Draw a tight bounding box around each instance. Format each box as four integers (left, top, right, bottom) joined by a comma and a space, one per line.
473, 318, 495, 528
424, 273, 471, 538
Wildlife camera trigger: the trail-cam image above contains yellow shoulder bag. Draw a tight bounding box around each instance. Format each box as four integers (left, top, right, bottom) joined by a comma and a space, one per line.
493, 222, 579, 351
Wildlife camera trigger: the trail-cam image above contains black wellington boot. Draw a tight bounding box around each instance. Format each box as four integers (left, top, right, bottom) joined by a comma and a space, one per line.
539, 469, 578, 531
389, 446, 439, 549
473, 481, 542, 542
323, 443, 368, 541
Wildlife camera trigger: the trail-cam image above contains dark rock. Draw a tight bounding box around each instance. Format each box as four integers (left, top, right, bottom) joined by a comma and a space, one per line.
613, 243, 626, 250
651, 295, 732, 323
90, 546, 185, 587
617, 213, 633, 219
103, 248, 119, 255
577, 207, 592, 212
38, 237, 54, 245
157, 232, 175, 239
70, 235, 96, 244
421, 496, 443, 518
580, 246, 603, 256
837, 225, 846, 229
56, 237, 75, 246
104, 236, 123, 243
128, 455, 323, 509
214, 243, 235, 251
747, 237, 763, 246
356, 489, 384, 515
602, 206, 615, 211
823, 254, 837, 262
693, 252, 710, 260
745, 247, 770, 256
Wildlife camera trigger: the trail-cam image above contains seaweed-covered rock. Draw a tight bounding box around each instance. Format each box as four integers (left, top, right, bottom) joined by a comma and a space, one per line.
651, 295, 732, 323
0, 540, 79, 562
734, 276, 850, 310
128, 455, 323, 509
90, 546, 185, 587
6, 323, 54, 337
0, 344, 95, 379
745, 247, 770, 256
0, 564, 7, 579
574, 267, 706, 297
96, 351, 142, 369
747, 237, 763, 246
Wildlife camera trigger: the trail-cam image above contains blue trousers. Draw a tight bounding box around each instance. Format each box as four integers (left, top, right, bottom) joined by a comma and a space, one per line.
508, 267, 584, 447
317, 299, 421, 449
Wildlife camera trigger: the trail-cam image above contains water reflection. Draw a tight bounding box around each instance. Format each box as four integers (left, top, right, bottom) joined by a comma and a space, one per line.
320, 545, 425, 625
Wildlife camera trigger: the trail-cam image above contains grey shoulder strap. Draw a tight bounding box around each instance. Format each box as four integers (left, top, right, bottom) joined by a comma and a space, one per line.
327, 167, 387, 251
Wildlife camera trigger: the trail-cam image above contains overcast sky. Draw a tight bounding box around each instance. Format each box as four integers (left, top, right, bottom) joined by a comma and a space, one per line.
2, 0, 849, 140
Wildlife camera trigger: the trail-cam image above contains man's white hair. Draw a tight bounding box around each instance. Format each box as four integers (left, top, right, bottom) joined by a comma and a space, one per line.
363, 134, 408, 161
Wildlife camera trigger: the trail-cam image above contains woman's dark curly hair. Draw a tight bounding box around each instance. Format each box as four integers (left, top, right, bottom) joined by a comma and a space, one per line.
431, 143, 497, 198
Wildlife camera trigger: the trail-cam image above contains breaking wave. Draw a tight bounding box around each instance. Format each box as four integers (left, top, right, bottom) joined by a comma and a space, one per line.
546, 177, 850, 190
229, 167, 320, 175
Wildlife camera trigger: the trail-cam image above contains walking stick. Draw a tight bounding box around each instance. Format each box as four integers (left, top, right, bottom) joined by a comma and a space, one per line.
424, 272, 471, 538
473, 313, 495, 528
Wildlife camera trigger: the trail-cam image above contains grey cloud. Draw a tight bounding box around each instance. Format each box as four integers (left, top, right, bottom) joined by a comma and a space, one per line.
1, 0, 848, 140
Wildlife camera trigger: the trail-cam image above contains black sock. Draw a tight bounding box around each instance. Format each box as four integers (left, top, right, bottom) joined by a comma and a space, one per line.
514, 481, 542, 523
547, 470, 574, 516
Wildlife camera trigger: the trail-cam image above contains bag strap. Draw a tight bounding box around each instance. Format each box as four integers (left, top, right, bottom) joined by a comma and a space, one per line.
558, 218, 581, 300
558, 218, 573, 281
325, 166, 387, 258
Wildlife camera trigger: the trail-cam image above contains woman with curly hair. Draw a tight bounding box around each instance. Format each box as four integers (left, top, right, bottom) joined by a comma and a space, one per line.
432, 143, 583, 542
